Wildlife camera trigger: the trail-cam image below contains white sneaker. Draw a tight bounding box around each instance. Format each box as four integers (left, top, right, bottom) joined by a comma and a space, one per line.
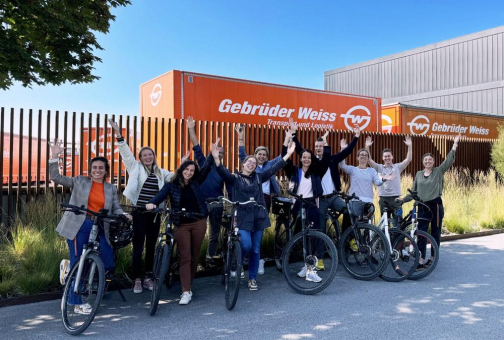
59, 259, 70, 285
179, 292, 192, 305
74, 303, 92, 315
240, 269, 245, 279
297, 265, 308, 278
305, 269, 322, 283
258, 259, 265, 275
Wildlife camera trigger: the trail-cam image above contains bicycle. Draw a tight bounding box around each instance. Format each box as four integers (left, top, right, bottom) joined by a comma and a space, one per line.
281, 191, 338, 295
373, 201, 420, 282
147, 207, 203, 316
59, 203, 130, 335
208, 196, 261, 310
397, 189, 440, 280
272, 195, 294, 271
333, 192, 391, 281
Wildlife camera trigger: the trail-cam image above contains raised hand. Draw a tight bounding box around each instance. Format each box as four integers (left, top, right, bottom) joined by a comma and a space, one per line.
321, 130, 329, 143
365, 136, 373, 148
211, 137, 221, 158
50, 138, 64, 159
287, 141, 296, 155
235, 123, 245, 139
108, 119, 121, 137
181, 149, 190, 163
340, 138, 348, 150
454, 133, 461, 145
404, 135, 412, 146
353, 124, 361, 137
289, 118, 298, 132
186, 116, 195, 130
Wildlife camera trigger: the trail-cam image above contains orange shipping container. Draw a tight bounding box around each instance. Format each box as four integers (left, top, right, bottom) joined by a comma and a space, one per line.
382, 103, 503, 139
2, 133, 47, 185
140, 70, 382, 132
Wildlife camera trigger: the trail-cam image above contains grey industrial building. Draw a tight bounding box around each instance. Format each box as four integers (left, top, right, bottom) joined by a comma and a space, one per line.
324, 26, 504, 115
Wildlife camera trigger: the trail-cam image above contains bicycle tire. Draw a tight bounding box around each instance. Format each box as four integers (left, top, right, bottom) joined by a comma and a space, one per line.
339, 223, 390, 281
379, 229, 420, 282
150, 243, 172, 316
61, 253, 105, 335
405, 227, 439, 280
282, 230, 338, 295
224, 240, 242, 310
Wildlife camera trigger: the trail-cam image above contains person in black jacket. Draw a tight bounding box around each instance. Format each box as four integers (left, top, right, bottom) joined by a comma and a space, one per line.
146, 141, 216, 305
291, 121, 361, 237
213, 141, 296, 291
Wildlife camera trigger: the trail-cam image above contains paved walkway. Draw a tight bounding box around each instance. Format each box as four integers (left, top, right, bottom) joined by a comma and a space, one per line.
1, 234, 503, 340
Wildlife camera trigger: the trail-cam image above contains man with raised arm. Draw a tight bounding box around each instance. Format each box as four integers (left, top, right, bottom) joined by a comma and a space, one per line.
365, 135, 412, 226
291, 120, 360, 270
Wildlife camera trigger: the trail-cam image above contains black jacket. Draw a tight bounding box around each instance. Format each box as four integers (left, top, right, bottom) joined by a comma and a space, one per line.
216, 159, 287, 231
149, 154, 213, 226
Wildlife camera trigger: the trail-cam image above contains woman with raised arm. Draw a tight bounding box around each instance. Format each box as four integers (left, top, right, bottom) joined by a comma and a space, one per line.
398, 133, 461, 268
108, 119, 173, 294
282, 129, 330, 281
213, 139, 297, 291
49, 139, 130, 315
145, 140, 216, 305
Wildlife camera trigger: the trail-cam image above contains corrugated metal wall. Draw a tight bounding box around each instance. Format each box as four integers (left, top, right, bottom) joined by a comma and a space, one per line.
324, 26, 504, 115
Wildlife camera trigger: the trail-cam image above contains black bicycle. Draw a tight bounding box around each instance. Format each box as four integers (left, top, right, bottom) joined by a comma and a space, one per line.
59, 203, 130, 335
272, 196, 295, 271
328, 192, 391, 281
397, 189, 440, 280
147, 207, 203, 316
208, 196, 262, 310
281, 192, 338, 295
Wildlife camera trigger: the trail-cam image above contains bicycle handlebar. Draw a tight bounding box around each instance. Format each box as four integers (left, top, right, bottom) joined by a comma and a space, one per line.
207, 196, 265, 209
60, 203, 129, 221
145, 207, 205, 220
335, 191, 360, 202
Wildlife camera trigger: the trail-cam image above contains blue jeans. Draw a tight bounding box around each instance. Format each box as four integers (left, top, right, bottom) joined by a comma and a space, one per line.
239, 229, 264, 280
66, 219, 114, 305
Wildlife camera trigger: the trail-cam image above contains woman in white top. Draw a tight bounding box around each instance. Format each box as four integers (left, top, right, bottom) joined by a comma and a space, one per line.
109, 119, 173, 294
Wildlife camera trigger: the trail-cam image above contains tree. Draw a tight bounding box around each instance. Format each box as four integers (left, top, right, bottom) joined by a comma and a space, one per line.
491, 125, 504, 178
0, 0, 131, 90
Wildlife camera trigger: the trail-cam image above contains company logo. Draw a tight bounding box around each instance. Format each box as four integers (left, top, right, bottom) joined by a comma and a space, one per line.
340, 105, 371, 131
407, 115, 430, 135
382, 115, 393, 134
150, 83, 162, 107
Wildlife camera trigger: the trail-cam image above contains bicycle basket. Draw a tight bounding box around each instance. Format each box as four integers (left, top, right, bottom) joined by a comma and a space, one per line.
109, 218, 133, 249
272, 196, 292, 218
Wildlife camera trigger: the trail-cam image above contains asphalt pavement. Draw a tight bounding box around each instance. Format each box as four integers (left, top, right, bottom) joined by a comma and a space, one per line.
1, 234, 503, 340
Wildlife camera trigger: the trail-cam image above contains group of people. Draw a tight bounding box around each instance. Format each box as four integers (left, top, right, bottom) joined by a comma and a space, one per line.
50, 117, 460, 311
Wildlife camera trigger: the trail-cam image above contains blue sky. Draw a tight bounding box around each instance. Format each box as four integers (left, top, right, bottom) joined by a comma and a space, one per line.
1, 0, 503, 117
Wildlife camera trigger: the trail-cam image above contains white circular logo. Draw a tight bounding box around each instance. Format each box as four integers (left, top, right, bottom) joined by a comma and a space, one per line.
150, 83, 162, 107
407, 115, 430, 135
382, 114, 393, 134
340, 105, 371, 131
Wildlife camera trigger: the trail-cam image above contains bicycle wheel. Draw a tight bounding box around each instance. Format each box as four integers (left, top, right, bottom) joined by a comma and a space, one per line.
282, 230, 338, 295
61, 253, 105, 335
274, 222, 291, 272
150, 243, 171, 316
379, 229, 420, 282
404, 227, 440, 280
224, 240, 242, 310
339, 223, 390, 281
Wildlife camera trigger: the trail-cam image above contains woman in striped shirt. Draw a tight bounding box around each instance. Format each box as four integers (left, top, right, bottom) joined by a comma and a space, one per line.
109, 120, 174, 294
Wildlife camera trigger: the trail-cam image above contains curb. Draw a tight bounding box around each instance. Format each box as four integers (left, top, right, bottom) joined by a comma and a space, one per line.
2, 229, 503, 308
440, 228, 504, 242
